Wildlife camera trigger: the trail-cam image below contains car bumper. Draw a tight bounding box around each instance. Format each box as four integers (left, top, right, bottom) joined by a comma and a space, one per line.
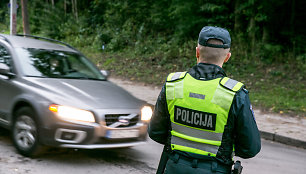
40, 121, 148, 148
60, 141, 146, 149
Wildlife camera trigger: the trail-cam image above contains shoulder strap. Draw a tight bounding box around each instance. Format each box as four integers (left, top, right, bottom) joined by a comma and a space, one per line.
166, 71, 187, 82
220, 77, 244, 92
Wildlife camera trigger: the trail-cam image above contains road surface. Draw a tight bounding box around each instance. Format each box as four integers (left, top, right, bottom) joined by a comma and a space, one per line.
0, 127, 305, 174
0, 78, 305, 174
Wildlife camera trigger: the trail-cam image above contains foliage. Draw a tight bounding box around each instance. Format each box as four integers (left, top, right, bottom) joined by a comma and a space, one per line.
2, 0, 304, 56
0, 0, 305, 115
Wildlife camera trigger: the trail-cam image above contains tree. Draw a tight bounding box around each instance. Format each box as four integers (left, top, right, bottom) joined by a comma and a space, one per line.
21, 0, 30, 34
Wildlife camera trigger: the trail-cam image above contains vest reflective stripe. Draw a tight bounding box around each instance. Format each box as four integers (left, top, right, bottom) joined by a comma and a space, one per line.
221, 77, 244, 92
171, 122, 223, 142
171, 130, 221, 146
171, 144, 217, 157
171, 72, 183, 80
224, 78, 238, 89
167, 72, 187, 81
171, 136, 218, 157
166, 72, 244, 156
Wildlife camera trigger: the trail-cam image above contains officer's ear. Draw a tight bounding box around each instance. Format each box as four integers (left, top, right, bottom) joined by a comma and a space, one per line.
224, 52, 231, 63
196, 47, 200, 58
196, 46, 200, 63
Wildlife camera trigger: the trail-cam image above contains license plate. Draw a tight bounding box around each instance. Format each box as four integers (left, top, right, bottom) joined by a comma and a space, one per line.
106, 129, 139, 139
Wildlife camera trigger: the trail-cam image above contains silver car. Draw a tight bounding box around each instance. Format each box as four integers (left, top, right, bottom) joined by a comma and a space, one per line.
0, 34, 152, 157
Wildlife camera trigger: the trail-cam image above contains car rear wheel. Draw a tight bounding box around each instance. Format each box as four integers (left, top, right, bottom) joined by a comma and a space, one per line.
12, 107, 43, 157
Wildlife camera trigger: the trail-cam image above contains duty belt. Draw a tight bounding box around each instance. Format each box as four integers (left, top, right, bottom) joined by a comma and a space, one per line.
168, 152, 232, 173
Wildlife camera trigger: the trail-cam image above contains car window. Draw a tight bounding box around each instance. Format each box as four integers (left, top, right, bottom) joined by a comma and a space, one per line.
0, 44, 13, 71
15, 48, 105, 80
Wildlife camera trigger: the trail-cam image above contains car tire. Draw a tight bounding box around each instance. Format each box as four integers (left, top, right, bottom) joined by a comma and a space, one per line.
12, 107, 44, 157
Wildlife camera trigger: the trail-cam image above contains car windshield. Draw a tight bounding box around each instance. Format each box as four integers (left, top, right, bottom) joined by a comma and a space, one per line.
15, 48, 105, 80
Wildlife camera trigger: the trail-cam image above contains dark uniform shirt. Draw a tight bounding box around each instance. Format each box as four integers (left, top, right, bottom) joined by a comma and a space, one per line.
148, 63, 261, 166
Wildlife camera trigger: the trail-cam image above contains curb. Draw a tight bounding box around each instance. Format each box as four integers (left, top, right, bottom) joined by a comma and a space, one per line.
260, 130, 306, 149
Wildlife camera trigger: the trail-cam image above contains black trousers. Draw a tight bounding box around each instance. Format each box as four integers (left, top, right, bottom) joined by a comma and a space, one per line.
164, 153, 231, 174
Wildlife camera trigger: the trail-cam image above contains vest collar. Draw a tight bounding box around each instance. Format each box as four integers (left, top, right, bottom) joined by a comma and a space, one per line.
188, 63, 226, 81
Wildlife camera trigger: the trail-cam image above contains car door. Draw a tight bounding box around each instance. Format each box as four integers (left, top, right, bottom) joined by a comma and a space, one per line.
0, 43, 19, 126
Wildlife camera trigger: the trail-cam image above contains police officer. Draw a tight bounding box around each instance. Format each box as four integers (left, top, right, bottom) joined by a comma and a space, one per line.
148, 26, 261, 174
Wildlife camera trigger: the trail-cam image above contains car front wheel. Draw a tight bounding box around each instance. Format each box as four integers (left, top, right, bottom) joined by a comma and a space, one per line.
12, 107, 43, 157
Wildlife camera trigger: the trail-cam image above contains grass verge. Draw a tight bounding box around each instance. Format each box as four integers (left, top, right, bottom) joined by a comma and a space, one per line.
76, 43, 305, 117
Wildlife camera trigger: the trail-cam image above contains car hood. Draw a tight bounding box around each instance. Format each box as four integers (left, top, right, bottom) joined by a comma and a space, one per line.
20, 77, 146, 109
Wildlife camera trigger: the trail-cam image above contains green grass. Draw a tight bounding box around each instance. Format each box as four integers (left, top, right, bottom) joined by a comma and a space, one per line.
226, 62, 305, 117
0, 23, 9, 34
80, 44, 305, 117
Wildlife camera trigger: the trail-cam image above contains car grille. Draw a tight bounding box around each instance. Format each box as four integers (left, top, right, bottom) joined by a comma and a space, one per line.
104, 114, 140, 127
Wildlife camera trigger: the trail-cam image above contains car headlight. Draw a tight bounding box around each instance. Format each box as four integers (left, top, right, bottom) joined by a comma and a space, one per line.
49, 104, 95, 123
141, 106, 153, 121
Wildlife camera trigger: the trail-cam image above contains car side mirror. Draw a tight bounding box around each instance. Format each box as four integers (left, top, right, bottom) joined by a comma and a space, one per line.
100, 70, 110, 79
0, 63, 15, 78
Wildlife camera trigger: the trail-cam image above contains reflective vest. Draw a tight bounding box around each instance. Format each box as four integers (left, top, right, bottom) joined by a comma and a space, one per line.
166, 72, 244, 157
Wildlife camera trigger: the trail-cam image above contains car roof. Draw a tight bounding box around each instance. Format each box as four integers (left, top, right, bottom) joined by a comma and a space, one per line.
0, 34, 78, 53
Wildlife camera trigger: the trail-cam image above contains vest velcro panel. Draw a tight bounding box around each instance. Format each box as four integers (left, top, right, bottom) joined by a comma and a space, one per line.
166, 72, 186, 100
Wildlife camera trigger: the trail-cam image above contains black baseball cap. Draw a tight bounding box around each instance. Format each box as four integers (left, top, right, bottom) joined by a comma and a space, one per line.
198, 26, 231, 49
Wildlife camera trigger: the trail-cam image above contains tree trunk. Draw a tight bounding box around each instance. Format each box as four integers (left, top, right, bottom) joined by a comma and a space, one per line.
262, 25, 269, 43
290, 0, 296, 55
71, 0, 78, 21
248, 16, 256, 51
74, 0, 78, 21
64, 0, 67, 16
71, 0, 75, 18
21, 0, 30, 35
234, 0, 242, 34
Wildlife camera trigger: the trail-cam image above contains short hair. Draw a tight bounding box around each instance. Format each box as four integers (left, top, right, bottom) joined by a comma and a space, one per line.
198, 39, 230, 64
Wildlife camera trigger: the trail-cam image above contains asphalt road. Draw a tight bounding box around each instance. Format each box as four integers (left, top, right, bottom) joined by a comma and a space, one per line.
1, 78, 305, 174
0, 127, 305, 174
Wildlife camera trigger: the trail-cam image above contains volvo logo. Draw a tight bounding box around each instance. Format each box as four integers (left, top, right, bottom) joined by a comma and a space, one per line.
118, 116, 130, 125
108, 114, 138, 128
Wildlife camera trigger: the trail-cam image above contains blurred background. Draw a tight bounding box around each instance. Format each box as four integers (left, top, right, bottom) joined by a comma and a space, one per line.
0, 0, 305, 116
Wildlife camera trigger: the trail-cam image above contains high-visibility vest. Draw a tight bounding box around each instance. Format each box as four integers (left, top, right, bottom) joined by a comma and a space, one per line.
166, 72, 244, 157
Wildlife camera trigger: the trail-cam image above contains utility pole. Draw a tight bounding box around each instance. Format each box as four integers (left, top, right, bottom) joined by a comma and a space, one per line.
10, 0, 17, 35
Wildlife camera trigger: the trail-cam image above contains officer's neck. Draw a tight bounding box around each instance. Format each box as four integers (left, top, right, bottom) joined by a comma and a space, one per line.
197, 60, 224, 68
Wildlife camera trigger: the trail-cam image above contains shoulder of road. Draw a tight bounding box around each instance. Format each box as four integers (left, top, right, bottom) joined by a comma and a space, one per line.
255, 110, 306, 149
109, 77, 306, 149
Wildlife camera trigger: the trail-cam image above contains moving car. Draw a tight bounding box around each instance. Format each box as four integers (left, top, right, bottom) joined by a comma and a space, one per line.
0, 34, 152, 157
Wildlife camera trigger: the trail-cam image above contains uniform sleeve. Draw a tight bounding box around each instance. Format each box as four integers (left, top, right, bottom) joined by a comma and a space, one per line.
232, 88, 261, 158
148, 84, 170, 145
